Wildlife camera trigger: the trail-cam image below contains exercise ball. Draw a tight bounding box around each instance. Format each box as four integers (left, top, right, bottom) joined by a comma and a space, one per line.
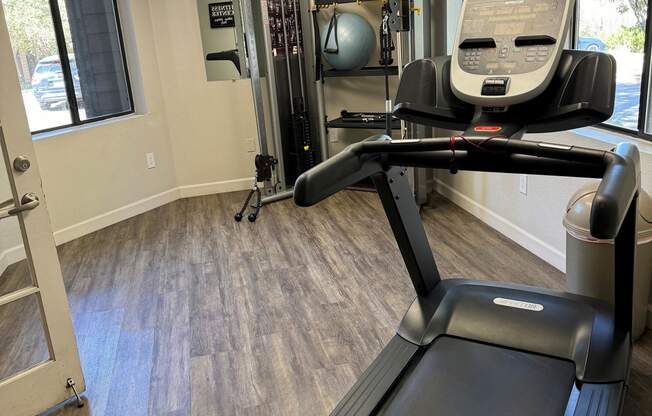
321, 12, 376, 71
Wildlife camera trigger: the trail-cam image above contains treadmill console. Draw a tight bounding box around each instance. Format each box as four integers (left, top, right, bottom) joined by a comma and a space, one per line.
451, 0, 575, 106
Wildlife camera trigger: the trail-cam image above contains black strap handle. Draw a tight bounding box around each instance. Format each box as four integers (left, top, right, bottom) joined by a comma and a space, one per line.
312, 9, 323, 80
323, 11, 339, 54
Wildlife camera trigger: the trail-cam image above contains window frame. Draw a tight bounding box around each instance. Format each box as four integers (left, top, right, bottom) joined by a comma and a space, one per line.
32, 0, 135, 135
571, 0, 652, 141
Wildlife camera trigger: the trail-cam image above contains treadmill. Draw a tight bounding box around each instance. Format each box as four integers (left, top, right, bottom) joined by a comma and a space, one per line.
292, 0, 642, 414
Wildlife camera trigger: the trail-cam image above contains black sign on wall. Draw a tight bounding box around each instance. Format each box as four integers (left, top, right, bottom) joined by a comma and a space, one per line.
209, 2, 235, 28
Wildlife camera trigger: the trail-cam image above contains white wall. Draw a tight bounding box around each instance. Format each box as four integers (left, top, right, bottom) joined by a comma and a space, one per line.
148, 0, 256, 192
30, 0, 178, 235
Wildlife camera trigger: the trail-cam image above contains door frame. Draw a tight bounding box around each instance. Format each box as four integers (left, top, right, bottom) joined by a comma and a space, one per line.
0, 3, 84, 415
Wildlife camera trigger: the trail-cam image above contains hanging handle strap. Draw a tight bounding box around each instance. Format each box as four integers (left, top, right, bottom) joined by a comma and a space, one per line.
323, 11, 339, 53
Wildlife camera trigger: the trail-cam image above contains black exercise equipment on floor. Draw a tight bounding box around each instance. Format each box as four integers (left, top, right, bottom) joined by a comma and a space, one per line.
234, 155, 278, 223
292, 0, 641, 413
210, 0, 316, 223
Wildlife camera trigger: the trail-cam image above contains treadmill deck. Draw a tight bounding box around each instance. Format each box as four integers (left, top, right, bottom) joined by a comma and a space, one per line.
379, 336, 576, 416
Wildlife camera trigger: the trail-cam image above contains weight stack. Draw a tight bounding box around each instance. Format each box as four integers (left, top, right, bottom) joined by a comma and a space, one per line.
266, 0, 316, 185
290, 112, 316, 176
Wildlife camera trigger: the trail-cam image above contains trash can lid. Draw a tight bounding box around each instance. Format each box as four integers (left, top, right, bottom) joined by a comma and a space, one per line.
564, 181, 652, 243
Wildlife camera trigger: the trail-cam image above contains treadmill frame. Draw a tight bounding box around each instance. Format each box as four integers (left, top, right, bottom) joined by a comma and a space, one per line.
329, 144, 636, 415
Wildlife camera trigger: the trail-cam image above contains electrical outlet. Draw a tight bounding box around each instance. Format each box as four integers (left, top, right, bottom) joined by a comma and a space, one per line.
247, 138, 256, 153
146, 152, 156, 169
519, 174, 527, 195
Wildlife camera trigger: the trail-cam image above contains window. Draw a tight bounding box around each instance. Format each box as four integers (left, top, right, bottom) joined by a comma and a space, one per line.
574, 0, 650, 137
3, 0, 133, 134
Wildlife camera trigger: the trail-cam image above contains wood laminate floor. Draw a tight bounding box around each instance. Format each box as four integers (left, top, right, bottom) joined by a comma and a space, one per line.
0, 190, 650, 415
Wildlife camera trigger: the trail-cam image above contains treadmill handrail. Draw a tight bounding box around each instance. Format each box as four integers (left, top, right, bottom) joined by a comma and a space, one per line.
294, 137, 641, 240
293, 135, 389, 207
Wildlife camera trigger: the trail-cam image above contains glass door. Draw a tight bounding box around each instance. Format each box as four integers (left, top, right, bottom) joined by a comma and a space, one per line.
0, 4, 84, 415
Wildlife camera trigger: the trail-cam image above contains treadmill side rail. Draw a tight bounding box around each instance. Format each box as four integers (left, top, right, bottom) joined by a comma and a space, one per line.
572, 383, 626, 416
330, 336, 418, 416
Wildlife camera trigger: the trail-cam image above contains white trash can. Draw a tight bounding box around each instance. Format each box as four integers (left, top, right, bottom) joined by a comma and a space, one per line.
564, 182, 652, 340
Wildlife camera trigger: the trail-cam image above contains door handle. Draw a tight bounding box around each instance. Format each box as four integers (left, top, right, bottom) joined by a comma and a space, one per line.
0, 193, 40, 220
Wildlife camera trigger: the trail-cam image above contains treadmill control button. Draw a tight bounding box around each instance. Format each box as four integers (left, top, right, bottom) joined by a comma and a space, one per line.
536, 56, 547, 62
537, 51, 548, 56
482, 78, 509, 95
526, 57, 535, 62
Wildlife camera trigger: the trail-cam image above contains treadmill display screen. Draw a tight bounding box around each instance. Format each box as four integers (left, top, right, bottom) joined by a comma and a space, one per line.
457, 0, 567, 75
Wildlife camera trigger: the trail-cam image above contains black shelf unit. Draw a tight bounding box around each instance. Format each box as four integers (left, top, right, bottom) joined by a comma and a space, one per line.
314, 0, 401, 169
326, 116, 401, 130
323, 66, 399, 78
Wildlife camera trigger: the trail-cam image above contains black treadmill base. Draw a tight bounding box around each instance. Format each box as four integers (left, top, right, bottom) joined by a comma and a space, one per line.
378, 336, 576, 416
330, 335, 627, 416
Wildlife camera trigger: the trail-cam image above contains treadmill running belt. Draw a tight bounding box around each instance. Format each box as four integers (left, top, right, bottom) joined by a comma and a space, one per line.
379, 336, 576, 416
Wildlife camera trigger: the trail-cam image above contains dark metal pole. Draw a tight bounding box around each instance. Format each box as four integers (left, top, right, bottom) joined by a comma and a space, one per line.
372, 167, 441, 296
48, 0, 80, 124
381, 11, 392, 136
613, 196, 638, 338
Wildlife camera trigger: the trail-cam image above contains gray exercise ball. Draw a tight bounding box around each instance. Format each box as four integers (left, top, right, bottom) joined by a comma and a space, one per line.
321, 12, 376, 71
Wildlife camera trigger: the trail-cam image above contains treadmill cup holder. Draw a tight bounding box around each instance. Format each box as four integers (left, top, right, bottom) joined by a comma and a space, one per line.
564, 181, 652, 340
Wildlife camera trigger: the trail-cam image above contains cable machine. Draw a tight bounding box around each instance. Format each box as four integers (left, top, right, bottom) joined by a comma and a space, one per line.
221, 0, 438, 221
228, 0, 318, 222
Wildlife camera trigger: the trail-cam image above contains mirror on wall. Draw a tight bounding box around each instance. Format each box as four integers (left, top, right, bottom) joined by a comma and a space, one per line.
197, 0, 248, 81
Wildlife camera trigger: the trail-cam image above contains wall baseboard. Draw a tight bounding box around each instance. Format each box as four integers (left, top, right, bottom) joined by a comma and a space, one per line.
433, 178, 567, 272
178, 177, 252, 198
53, 177, 252, 246
0, 244, 27, 277
53, 188, 180, 246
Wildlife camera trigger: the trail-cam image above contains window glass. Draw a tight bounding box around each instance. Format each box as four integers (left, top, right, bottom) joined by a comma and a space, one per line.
3, 0, 133, 133
3, 0, 72, 132
58, 0, 132, 122
577, 0, 647, 131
